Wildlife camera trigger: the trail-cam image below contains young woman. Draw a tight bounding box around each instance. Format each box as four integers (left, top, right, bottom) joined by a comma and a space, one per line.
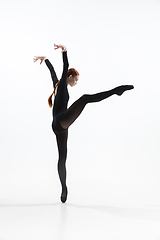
34, 44, 134, 203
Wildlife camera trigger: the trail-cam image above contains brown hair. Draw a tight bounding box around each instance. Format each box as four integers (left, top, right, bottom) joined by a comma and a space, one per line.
48, 68, 79, 108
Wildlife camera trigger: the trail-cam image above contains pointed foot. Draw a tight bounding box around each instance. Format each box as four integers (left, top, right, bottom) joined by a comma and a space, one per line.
61, 187, 68, 203
116, 85, 134, 96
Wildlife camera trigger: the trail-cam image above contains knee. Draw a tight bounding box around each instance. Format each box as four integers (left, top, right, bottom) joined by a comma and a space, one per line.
80, 94, 90, 102
59, 150, 67, 162
81, 94, 90, 98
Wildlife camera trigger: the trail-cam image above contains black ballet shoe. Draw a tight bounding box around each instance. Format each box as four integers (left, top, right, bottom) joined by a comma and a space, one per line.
61, 188, 68, 203
116, 85, 134, 96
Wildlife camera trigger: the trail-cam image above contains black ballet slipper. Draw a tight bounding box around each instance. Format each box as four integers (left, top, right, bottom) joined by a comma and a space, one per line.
61, 188, 68, 203
116, 85, 134, 96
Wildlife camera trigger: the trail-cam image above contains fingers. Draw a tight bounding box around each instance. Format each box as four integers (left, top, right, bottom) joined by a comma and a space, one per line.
33, 57, 38, 62
33, 56, 44, 64
54, 44, 59, 50
33, 56, 39, 61
54, 44, 67, 52
54, 43, 58, 47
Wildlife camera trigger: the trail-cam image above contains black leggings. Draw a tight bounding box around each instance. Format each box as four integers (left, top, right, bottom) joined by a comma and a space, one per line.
54, 85, 133, 201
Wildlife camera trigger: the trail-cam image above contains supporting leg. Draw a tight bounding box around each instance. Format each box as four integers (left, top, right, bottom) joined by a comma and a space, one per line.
55, 130, 68, 203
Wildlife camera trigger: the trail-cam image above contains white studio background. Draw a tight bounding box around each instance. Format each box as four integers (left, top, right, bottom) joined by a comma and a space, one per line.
0, 0, 160, 182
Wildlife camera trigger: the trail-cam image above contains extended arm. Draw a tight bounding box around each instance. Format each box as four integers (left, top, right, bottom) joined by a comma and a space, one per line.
60, 51, 69, 85
54, 44, 69, 88
45, 59, 59, 87
33, 56, 58, 87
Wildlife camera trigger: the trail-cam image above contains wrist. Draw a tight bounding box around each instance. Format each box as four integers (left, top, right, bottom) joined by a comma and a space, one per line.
61, 45, 67, 52
62, 48, 67, 52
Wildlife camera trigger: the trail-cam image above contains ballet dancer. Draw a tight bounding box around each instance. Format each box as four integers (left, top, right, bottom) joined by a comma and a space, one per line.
33, 44, 134, 203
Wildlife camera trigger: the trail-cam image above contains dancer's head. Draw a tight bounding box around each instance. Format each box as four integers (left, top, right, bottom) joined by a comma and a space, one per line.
67, 68, 79, 87
48, 68, 79, 108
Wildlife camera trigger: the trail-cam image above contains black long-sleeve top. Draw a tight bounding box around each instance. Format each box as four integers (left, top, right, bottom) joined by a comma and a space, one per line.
45, 52, 69, 117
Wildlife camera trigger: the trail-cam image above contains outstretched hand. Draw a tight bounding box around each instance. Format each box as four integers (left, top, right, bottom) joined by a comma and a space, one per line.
54, 44, 67, 52
33, 56, 47, 64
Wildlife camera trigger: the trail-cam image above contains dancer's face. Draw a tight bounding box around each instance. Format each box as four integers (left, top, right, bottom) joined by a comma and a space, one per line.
67, 75, 79, 87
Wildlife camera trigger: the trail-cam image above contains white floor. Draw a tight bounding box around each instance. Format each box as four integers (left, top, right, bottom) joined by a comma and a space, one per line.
0, 174, 160, 240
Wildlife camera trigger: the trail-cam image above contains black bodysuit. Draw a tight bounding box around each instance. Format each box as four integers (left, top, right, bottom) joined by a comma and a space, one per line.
45, 51, 134, 203
45, 51, 69, 132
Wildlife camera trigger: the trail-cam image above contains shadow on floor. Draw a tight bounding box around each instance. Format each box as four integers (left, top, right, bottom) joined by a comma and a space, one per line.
0, 202, 160, 222
67, 203, 160, 222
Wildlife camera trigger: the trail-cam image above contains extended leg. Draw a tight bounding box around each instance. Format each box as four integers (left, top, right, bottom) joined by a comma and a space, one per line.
60, 85, 134, 129
55, 130, 68, 203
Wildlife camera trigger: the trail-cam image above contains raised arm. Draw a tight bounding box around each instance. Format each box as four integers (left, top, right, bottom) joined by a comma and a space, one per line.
54, 44, 69, 88
33, 56, 58, 87
62, 50, 69, 77
44, 59, 59, 87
